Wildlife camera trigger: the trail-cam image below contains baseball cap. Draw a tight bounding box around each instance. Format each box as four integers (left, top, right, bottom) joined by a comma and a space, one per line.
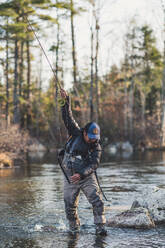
87, 122, 100, 140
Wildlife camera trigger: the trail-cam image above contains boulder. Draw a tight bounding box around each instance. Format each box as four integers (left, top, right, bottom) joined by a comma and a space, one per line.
121, 141, 133, 153
107, 145, 117, 155
0, 153, 13, 168
107, 207, 155, 229
27, 151, 46, 163
106, 141, 133, 158
28, 140, 47, 152
131, 186, 165, 224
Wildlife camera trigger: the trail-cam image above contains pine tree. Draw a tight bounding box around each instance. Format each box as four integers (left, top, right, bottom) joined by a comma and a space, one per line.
0, 0, 58, 127
124, 24, 162, 138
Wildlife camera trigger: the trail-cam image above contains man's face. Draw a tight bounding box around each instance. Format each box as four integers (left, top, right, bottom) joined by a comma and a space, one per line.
83, 131, 97, 144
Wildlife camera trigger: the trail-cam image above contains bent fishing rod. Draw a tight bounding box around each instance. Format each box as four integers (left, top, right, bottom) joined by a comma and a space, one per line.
25, 16, 67, 108
25, 16, 70, 178
26, 17, 61, 90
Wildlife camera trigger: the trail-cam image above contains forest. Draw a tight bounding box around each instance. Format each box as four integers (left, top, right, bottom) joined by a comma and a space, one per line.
0, 0, 165, 161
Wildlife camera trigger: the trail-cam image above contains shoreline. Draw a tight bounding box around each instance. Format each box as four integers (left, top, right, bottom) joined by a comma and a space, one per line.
1, 146, 165, 169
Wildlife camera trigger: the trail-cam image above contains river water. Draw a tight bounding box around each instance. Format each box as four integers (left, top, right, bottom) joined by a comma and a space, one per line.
1, 151, 165, 248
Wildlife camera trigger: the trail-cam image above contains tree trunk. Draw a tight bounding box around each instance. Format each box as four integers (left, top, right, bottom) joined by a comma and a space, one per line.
55, 17, 60, 117
70, 0, 84, 124
36, 50, 42, 138
129, 63, 134, 141
26, 39, 31, 128
123, 39, 129, 138
61, 50, 64, 87
95, 19, 99, 122
129, 78, 134, 141
128, 28, 136, 142
90, 26, 94, 121
38, 50, 42, 93
124, 79, 128, 138
70, 0, 78, 85
13, 38, 20, 124
55, 1, 61, 145
19, 41, 24, 97
5, 19, 9, 127
161, 0, 165, 147
141, 91, 146, 134
161, 56, 165, 146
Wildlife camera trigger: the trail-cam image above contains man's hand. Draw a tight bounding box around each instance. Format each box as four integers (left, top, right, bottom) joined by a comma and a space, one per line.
70, 173, 81, 184
60, 88, 68, 99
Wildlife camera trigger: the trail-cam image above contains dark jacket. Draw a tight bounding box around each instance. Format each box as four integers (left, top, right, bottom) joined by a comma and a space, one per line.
61, 96, 102, 178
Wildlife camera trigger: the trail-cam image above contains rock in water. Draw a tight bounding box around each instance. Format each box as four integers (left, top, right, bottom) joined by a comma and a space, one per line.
107, 207, 155, 229
132, 187, 165, 224
0, 153, 13, 168
34, 224, 43, 232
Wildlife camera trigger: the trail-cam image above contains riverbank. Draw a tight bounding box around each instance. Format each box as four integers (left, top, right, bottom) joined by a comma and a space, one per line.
0, 125, 47, 168
0, 123, 165, 168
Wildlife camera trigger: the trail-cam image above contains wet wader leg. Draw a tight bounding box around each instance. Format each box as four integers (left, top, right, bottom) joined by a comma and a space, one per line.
81, 174, 106, 225
64, 178, 81, 228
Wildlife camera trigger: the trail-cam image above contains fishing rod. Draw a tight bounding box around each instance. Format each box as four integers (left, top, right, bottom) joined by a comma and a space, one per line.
25, 16, 67, 108
26, 17, 62, 90
25, 16, 69, 181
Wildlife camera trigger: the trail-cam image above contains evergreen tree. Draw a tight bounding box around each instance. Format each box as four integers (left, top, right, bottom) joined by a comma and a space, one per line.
0, 0, 58, 127
123, 24, 162, 137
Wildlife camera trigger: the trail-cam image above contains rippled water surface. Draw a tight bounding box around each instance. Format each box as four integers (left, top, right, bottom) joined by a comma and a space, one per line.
1, 151, 165, 248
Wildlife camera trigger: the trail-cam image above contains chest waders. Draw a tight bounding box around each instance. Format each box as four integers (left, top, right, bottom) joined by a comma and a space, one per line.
58, 136, 110, 202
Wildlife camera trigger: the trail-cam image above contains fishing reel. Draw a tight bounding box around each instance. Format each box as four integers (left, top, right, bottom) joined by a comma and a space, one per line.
58, 98, 66, 107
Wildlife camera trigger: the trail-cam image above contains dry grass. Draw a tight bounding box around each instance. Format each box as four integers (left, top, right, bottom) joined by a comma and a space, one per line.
0, 125, 32, 164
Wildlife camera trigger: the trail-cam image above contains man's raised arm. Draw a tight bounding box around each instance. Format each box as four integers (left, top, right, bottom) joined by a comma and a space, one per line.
60, 89, 80, 136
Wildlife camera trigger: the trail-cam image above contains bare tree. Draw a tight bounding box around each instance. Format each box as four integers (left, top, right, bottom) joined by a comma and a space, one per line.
70, 0, 78, 86
13, 36, 19, 124
5, 18, 9, 127
94, 1, 100, 122
88, 0, 102, 122
26, 37, 31, 128
90, 24, 94, 121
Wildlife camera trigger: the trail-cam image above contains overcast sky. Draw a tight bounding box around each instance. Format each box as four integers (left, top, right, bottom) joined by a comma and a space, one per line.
35, 0, 164, 89
75, 0, 163, 73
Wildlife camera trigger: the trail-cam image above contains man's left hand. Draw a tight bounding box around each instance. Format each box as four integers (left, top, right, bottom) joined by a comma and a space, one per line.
70, 173, 81, 184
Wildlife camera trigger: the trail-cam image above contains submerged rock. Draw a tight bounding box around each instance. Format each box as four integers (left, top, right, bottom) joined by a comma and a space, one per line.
107, 207, 155, 229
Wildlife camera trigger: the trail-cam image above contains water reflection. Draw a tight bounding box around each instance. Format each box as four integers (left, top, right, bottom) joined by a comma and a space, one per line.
94, 235, 107, 248
66, 232, 107, 248
0, 168, 14, 178
67, 232, 79, 248
102, 150, 164, 163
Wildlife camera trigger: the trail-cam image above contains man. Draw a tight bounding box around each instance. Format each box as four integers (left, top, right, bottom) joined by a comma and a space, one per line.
59, 88, 107, 235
